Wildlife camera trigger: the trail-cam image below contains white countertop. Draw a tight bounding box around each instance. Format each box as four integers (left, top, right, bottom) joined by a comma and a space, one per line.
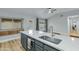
21, 30, 79, 51
0, 34, 20, 43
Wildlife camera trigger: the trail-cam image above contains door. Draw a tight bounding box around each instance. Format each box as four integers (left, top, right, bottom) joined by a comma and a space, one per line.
36, 18, 48, 32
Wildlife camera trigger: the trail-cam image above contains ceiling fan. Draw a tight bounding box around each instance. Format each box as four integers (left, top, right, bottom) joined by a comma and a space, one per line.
47, 8, 64, 17
47, 8, 56, 14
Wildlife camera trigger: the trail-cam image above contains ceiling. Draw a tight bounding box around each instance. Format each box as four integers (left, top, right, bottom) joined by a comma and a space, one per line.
0, 8, 78, 18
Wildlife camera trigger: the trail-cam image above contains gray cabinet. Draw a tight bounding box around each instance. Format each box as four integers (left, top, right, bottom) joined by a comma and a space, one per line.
21, 33, 35, 51
21, 33, 28, 50
35, 44, 43, 51
29, 39, 35, 51
35, 40, 44, 51
21, 33, 60, 51
35, 40, 44, 48
44, 44, 59, 51
35, 40, 59, 51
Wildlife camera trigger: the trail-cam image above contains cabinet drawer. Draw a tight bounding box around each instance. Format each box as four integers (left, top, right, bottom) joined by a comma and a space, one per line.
44, 44, 59, 51
35, 44, 43, 51
0, 31, 8, 36
35, 40, 43, 47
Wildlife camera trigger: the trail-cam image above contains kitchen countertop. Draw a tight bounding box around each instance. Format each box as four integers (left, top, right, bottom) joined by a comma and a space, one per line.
0, 29, 22, 32
21, 30, 79, 51
70, 32, 79, 37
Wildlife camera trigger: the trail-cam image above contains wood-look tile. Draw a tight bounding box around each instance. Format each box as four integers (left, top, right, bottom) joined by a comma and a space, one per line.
0, 39, 25, 51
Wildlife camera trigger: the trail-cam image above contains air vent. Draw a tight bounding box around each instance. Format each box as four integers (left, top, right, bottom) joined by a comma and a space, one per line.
60, 14, 64, 17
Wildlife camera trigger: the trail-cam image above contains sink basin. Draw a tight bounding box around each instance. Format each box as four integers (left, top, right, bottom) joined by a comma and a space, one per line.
39, 36, 62, 44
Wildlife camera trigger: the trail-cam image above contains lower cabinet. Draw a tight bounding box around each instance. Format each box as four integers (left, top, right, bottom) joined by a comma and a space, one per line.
21, 33, 28, 50
21, 33, 60, 51
35, 44, 43, 51
34, 40, 44, 51
35, 40, 44, 48
43, 44, 60, 51
34, 40, 59, 51
29, 39, 35, 51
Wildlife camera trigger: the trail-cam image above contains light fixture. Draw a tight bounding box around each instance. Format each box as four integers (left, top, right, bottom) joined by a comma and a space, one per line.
48, 8, 52, 13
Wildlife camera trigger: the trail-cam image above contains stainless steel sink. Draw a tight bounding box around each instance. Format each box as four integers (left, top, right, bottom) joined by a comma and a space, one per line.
39, 36, 62, 44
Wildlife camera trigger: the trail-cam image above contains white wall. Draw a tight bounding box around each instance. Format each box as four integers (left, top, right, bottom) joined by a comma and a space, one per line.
0, 10, 36, 30
48, 16, 68, 34
0, 11, 37, 31
23, 17, 36, 31
48, 9, 79, 34
0, 9, 79, 32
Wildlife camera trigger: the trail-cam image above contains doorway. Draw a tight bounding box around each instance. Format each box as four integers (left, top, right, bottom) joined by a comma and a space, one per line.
68, 15, 79, 37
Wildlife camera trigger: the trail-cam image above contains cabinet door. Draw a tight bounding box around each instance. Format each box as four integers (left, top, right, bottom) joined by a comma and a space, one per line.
35, 44, 43, 51
44, 44, 59, 51
35, 40, 43, 48
21, 33, 28, 50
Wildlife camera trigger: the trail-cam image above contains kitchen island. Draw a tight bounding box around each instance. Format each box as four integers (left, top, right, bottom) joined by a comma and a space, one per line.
21, 30, 79, 51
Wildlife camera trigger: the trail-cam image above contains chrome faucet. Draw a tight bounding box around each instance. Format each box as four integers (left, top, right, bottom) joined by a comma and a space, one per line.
49, 26, 54, 36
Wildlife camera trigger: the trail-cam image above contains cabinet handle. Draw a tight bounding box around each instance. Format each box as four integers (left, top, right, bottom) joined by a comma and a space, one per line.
31, 41, 34, 46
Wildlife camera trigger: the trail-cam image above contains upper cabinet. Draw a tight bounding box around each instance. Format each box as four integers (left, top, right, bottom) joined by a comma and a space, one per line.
0, 18, 23, 30
0, 18, 24, 36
